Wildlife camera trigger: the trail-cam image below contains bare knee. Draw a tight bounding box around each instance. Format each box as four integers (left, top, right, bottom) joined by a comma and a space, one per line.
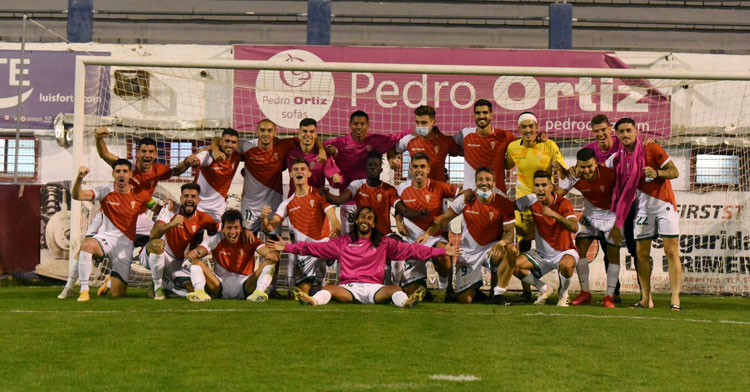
147, 239, 165, 254
81, 238, 101, 255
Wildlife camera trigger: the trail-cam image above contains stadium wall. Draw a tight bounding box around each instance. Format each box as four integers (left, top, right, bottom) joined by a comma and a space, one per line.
0, 42, 747, 294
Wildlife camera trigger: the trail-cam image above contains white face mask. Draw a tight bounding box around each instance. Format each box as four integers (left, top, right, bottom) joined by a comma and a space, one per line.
416, 126, 430, 137
476, 188, 493, 200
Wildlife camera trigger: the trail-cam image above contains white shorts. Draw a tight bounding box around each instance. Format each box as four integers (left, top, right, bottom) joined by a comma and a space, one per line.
214, 263, 251, 300
240, 200, 281, 235
294, 254, 328, 286
522, 249, 579, 279
90, 232, 134, 284
455, 244, 495, 294
633, 199, 680, 240
577, 215, 623, 247
339, 203, 358, 236
401, 235, 447, 287
340, 282, 385, 304
139, 248, 191, 284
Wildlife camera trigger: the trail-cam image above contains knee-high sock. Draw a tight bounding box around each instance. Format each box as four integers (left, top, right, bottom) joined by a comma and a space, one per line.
576, 257, 589, 292
559, 273, 572, 298
606, 263, 621, 297
64, 258, 79, 290
190, 265, 206, 291
256, 264, 275, 293
311, 289, 331, 306
437, 275, 448, 290
391, 260, 404, 286
77, 251, 93, 291
521, 273, 547, 292
392, 291, 408, 307
286, 255, 295, 289
148, 253, 165, 290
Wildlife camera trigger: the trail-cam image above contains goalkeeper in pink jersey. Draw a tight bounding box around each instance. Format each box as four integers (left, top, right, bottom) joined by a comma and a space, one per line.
269, 207, 460, 307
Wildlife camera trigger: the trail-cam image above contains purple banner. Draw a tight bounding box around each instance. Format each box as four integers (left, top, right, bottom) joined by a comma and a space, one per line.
234, 46, 670, 139
0, 50, 110, 129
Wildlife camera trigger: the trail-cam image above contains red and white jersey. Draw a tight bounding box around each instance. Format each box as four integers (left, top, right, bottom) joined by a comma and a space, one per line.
193, 150, 242, 213
449, 193, 515, 254
454, 127, 515, 193
395, 131, 461, 182
239, 137, 298, 219
285, 147, 343, 197
199, 231, 266, 276
130, 160, 173, 198
90, 184, 152, 242
516, 194, 577, 258
274, 188, 333, 242
397, 179, 459, 234
155, 205, 218, 259
347, 179, 402, 235
638, 143, 677, 210
559, 164, 616, 220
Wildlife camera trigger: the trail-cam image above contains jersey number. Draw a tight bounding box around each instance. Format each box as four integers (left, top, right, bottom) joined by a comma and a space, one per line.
635, 216, 649, 226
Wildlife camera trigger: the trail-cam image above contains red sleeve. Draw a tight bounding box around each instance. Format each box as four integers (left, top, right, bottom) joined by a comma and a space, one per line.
441, 182, 459, 198
387, 187, 402, 208
204, 215, 219, 233
560, 198, 576, 219
502, 198, 516, 224
445, 135, 461, 156
158, 164, 174, 181
317, 191, 332, 210
648, 143, 670, 168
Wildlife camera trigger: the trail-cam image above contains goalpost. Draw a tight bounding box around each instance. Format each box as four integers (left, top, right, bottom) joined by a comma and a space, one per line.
71, 55, 750, 294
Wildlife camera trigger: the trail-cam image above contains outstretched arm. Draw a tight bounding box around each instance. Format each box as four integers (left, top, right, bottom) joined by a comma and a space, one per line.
324, 188, 353, 205
417, 209, 457, 243
95, 127, 119, 166
72, 166, 95, 201
269, 237, 341, 260
387, 239, 459, 261
394, 200, 428, 220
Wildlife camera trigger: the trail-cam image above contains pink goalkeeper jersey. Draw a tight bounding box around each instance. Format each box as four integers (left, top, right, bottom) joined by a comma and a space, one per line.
324, 131, 408, 192
284, 235, 446, 285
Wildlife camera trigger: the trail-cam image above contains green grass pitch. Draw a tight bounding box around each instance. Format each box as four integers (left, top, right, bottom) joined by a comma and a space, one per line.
1, 287, 749, 391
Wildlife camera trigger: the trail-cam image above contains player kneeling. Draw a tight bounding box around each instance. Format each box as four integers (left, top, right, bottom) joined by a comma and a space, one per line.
268, 207, 460, 307
185, 209, 279, 302
514, 171, 579, 307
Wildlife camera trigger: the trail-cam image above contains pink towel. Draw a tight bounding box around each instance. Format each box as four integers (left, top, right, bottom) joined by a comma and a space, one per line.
611, 136, 645, 228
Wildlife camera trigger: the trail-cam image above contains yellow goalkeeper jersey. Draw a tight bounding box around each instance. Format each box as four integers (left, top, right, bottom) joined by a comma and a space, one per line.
507, 139, 566, 197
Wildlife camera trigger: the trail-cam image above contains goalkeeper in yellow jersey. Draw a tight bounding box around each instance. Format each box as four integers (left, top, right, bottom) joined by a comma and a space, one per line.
505, 112, 567, 302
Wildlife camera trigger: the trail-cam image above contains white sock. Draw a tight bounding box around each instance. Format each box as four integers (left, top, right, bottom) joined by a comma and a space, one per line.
311, 289, 331, 306
392, 291, 408, 307
559, 273, 572, 298
148, 253, 165, 291
606, 263, 621, 297
286, 256, 295, 288
437, 275, 448, 290
106, 279, 111, 288
576, 257, 589, 292
77, 251, 93, 291
391, 260, 404, 286
493, 286, 507, 296
256, 264, 275, 292
521, 273, 547, 291
64, 258, 79, 290
190, 264, 206, 291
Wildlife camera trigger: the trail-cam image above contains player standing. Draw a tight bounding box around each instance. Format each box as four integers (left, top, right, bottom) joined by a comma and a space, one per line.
514, 171, 579, 307
140, 183, 218, 299
193, 128, 243, 222
58, 160, 152, 300
554, 148, 622, 308
261, 159, 342, 294
185, 209, 280, 302
285, 118, 343, 196
418, 167, 517, 305
269, 207, 460, 307
608, 118, 682, 310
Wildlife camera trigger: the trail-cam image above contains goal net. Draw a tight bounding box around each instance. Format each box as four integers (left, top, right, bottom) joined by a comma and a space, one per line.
70, 55, 750, 295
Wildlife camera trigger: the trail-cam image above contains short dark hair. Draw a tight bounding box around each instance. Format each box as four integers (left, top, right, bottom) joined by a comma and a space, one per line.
112, 158, 132, 170
181, 183, 201, 193
366, 151, 382, 162
590, 114, 610, 127
137, 137, 157, 149
475, 166, 496, 180
533, 170, 552, 181
473, 99, 492, 112
614, 117, 636, 131
221, 209, 243, 226
411, 152, 430, 163
349, 110, 369, 123
299, 118, 317, 128
290, 157, 310, 169
414, 105, 436, 119
577, 147, 596, 162
222, 128, 240, 138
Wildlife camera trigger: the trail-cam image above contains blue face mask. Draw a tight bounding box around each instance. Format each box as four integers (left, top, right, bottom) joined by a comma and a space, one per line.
416, 126, 430, 137
476, 188, 493, 200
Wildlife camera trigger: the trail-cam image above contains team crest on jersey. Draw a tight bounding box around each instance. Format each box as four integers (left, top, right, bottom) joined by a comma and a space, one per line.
309, 200, 315, 207
130, 201, 136, 209
191, 225, 197, 232
425, 194, 431, 202
600, 185, 606, 192
434, 146, 439, 154
239, 249, 244, 257
376, 194, 382, 202
273, 153, 279, 161
489, 211, 495, 220
490, 141, 496, 150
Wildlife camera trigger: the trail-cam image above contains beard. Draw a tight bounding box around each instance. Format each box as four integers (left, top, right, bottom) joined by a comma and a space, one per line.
356, 223, 372, 236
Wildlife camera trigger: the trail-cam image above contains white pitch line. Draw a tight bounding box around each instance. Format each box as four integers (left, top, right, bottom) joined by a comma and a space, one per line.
429, 374, 481, 381
521, 311, 750, 326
